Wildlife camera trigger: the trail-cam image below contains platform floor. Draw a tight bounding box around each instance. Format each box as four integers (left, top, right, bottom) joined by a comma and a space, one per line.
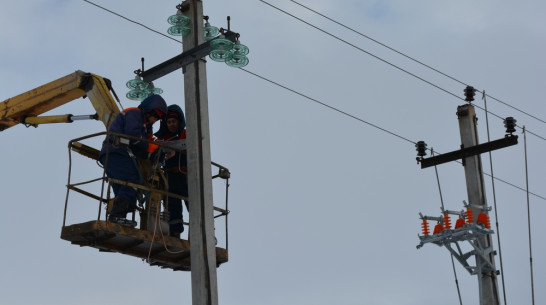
60, 220, 228, 271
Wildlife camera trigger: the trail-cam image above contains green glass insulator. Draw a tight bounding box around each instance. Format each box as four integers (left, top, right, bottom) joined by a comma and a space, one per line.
126, 89, 149, 101
210, 49, 234, 62
126, 77, 149, 90
226, 54, 249, 68
168, 25, 191, 36
168, 14, 190, 26
231, 42, 249, 56
146, 87, 164, 95
210, 38, 233, 51
204, 23, 219, 41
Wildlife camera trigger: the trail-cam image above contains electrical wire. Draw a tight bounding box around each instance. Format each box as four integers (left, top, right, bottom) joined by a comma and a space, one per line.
259, 0, 463, 102
239, 66, 546, 203
260, 0, 546, 143
432, 149, 464, 305
77, 4, 546, 304
239, 67, 416, 145
82, 0, 546, 144
82, 0, 181, 44
483, 92, 508, 305
289, 0, 546, 127
523, 126, 536, 305
81, 0, 546, 203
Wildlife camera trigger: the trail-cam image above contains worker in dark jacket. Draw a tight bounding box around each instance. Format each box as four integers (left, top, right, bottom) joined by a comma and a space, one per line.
154, 104, 188, 237
99, 94, 167, 226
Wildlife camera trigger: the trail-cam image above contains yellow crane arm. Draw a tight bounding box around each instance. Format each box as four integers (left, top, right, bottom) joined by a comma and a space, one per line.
0, 70, 120, 132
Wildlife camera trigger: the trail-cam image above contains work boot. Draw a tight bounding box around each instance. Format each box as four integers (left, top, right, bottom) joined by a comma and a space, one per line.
108, 197, 137, 227
108, 216, 137, 227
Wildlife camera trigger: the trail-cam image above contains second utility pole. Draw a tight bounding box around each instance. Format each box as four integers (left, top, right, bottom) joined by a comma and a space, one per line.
182, 1, 219, 305
457, 104, 500, 305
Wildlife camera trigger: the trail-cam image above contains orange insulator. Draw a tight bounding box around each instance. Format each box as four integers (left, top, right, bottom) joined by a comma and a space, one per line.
444, 214, 451, 229
466, 208, 474, 223
433, 223, 444, 235
421, 219, 430, 236
477, 213, 491, 229
454, 218, 466, 229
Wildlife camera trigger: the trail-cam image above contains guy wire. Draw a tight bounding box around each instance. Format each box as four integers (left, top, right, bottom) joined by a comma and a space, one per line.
483, 91, 508, 305
432, 149, 463, 305
523, 126, 536, 305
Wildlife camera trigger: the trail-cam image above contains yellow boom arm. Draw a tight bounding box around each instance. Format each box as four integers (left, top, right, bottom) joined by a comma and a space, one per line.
0, 70, 120, 132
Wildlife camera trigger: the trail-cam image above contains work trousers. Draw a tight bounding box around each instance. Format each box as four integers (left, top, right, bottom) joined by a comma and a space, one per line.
100, 152, 141, 216
166, 171, 188, 234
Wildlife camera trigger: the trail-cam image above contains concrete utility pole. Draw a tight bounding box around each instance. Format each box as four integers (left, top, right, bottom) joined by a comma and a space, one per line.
182, 1, 219, 304
457, 104, 500, 305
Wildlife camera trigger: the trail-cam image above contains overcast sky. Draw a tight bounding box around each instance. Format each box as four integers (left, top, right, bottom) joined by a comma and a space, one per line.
1, 1, 545, 304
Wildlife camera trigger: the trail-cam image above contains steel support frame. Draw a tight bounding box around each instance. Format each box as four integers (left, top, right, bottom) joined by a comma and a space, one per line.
417, 223, 497, 275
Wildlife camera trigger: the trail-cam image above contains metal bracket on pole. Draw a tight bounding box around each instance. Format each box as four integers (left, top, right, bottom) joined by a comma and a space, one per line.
140, 30, 239, 83
419, 135, 518, 169
417, 223, 497, 275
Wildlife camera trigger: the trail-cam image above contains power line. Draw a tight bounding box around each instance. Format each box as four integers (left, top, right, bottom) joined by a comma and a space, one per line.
290, 0, 546, 126
260, 0, 546, 143
81, 0, 546, 202
290, 1, 470, 88
82, 0, 180, 44
486, 94, 546, 125
241, 66, 546, 202
431, 149, 464, 305
240, 68, 416, 145
84, 0, 546, 142
81, 0, 415, 145
259, 0, 463, 102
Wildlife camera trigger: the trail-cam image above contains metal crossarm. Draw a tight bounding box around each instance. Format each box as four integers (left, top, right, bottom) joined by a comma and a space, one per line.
141, 31, 239, 83
417, 223, 497, 275
419, 135, 518, 169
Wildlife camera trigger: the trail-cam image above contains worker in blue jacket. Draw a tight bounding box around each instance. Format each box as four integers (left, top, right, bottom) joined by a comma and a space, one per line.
154, 104, 188, 237
99, 94, 167, 226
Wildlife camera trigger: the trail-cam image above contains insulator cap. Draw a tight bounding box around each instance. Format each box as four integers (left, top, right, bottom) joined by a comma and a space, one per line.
204, 22, 219, 41
464, 86, 476, 102
433, 224, 444, 235
167, 12, 191, 36
504, 117, 517, 134
477, 213, 491, 229
226, 54, 249, 67
415, 141, 427, 157
454, 218, 466, 229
